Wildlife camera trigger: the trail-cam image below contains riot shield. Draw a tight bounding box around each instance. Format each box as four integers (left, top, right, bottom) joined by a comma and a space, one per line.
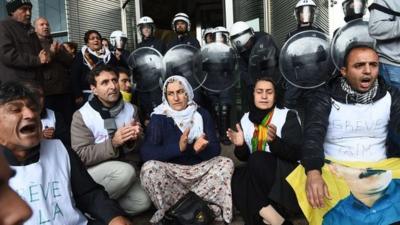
248, 35, 280, 85
163, 44, 204, 90
279, 30, 333, 89
199, 42, 239, 92
331, 18, 375, 70
128, 47, 165, 92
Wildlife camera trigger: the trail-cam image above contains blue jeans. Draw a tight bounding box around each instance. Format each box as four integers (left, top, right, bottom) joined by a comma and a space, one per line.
380, 63, 400, 148
379, 63, 400, 90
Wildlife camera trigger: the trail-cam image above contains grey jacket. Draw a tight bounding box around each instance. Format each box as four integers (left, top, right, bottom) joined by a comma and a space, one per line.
71, 104, 142, 167
369, 0, 400, 65
0, 18, 43, 83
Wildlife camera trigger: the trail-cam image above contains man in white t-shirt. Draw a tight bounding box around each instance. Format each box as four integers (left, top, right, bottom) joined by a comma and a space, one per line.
0, 81, 132, 225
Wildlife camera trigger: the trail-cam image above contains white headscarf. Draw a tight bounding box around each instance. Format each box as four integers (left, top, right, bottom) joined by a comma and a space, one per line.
81, 45, 112, 70
152, 75, 203, 143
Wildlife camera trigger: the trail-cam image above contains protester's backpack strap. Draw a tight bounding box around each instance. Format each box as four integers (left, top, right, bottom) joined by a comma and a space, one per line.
369, 3, 400, 17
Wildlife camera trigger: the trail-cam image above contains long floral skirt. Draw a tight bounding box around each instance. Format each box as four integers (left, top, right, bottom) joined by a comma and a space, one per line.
140, 156, 234, 223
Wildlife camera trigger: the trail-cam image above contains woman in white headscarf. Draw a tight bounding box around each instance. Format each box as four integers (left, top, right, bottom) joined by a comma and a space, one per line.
140, 75, 234, 224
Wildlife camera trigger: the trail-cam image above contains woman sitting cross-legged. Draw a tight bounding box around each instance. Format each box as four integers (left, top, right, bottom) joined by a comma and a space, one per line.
140, 75, 234, 224
228, 77, 302, 225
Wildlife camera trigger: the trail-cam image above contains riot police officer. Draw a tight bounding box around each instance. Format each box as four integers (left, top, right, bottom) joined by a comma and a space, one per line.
137, 16, 166, 54
202, 26, 235, 144
110, 30, 130, 68
284, 0, 325, 111
132, 16, 165, 125
343, 0, 367, 22
202, 27, 214, 45
230, 21, 280, 111
167, 12, 201, 51
286, 0, 324, 40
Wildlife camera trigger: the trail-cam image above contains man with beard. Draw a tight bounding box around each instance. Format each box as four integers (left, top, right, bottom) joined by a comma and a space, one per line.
34, 16, 74, 126
302, 44, 400, 211
71, 65, 151, 216
166, 12, 200, 51
0, 81, 133, 225
0, 0, 49, 83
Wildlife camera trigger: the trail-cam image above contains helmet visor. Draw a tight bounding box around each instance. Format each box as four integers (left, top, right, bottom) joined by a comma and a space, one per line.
213, 32, 228, 44
115, 37, 127, 49
230, 28, 253, 52
140, 24, 154, 37
343, 0, 366, 17
296, 6, 315, 24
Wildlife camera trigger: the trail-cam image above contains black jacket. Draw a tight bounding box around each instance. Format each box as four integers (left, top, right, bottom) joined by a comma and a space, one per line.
166, 33, 200, 51
238, 32, 280, 86
39, 37, 74, 96
1, 145, 125, 224
235, 110, 302, 163
301, 76, 400, 172
138, 36, 166, 55
0, 18, 43, 83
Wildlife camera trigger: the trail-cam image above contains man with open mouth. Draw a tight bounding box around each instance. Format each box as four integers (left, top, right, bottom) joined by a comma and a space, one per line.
0, 81, 133, 225
300, 43, 400, 224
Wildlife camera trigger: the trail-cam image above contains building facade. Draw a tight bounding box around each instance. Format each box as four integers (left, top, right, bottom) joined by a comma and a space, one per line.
0, 0, 367, 50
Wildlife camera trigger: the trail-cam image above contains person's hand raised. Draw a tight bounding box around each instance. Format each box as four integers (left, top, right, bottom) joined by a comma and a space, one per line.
226, 123, 244, 146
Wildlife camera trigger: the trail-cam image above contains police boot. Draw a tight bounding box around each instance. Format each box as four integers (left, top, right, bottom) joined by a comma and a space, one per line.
219, 104, 231, 145
212, 104, 220, 130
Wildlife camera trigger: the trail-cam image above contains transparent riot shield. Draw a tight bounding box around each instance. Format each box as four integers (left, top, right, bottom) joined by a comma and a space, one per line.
280, 30, 334, 89
248, 35, 281, 85
128, 47, 165, 92
163, 44, 204, 90
199, 42, 239, 93
331, 18, 375, 70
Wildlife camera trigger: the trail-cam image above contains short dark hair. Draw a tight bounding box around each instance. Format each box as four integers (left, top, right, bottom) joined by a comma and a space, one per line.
343, 43, 376, 67
88, 65, 119, 86
116, 66, 130, 77
0, 81, 39, 108
84, 30, 102, 44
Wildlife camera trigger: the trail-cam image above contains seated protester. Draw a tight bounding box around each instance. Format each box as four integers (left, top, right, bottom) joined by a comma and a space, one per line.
0, 81, 132, 225
0, 150, 32, 225
71, 30, 118, 108
228, 77, 302, 225
286, 44, 400, 225
71, 65, 151, 216
25, 82, 71, 147
140, 76, 234, 224
117, 67, 133, 104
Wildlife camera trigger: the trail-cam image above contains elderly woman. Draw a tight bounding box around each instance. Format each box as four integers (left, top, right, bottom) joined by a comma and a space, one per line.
140, 75, 234, 224
227, 77, 302, 225
71, 30, 117, 107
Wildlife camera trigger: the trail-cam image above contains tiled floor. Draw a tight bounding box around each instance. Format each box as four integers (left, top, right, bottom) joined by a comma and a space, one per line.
132, 143, 308, 225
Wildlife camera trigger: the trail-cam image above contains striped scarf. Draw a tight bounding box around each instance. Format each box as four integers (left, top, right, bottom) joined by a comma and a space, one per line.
340, 77, 378, 104
251, 110, 274, 152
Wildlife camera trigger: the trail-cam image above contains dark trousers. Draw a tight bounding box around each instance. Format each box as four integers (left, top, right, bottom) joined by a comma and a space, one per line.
45, 93, 74, 127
